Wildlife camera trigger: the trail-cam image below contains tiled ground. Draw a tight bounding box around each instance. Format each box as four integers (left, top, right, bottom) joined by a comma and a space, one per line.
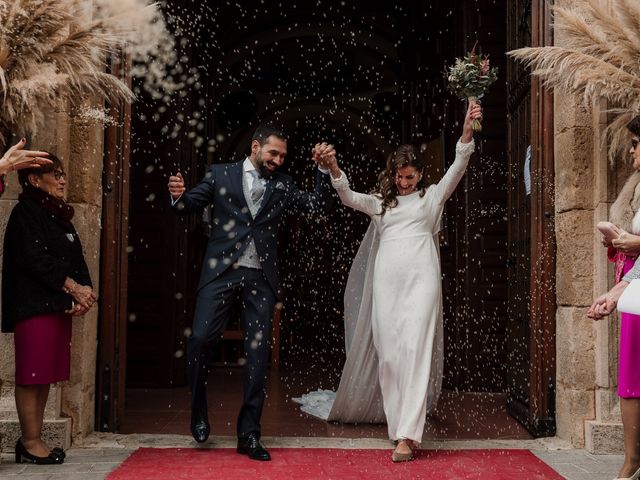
534, 451, 624, 480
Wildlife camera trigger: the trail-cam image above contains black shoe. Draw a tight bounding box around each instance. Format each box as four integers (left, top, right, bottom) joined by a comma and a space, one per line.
15, 439, 64, 465
52, 447, 66, 459
237, 434, 271, 461
190, 409, 210, 443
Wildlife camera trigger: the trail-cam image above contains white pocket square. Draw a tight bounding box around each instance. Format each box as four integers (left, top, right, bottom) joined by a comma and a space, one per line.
275, 181, 286, 190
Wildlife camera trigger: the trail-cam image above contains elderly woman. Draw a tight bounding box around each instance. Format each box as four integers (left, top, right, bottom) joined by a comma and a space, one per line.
588, 117, 640, 480
0, 138, 52, 195
2, 154, 96, 465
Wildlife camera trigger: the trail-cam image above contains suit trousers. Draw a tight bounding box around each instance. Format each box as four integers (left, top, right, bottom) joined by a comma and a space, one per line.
187, 266, 276, 438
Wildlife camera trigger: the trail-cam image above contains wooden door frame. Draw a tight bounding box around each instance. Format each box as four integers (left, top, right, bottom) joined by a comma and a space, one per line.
96, 54, 131, 432
508, 0, 556, 436
528, 0, 556, 436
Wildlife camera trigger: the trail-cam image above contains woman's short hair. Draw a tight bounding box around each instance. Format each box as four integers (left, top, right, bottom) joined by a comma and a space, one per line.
17, 153, 63, 189
627, 116, 640, 137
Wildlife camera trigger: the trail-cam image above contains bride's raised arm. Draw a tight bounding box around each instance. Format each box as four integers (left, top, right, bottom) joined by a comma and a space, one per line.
430, 138, 475, 205
430, 101, 481, 205
329, 168, 381, 217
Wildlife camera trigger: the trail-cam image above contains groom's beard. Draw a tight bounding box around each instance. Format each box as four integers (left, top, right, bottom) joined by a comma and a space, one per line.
255, 152, 276, 178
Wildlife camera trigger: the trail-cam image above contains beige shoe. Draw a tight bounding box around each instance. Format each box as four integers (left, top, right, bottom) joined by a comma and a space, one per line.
614, 465, 640, 480
391, 440, 414, 463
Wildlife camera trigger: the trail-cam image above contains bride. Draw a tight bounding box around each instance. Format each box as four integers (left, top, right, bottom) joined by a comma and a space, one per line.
295, 101, 481, 462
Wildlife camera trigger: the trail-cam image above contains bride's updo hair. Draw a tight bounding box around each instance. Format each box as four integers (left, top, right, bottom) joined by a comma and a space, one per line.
374, 144, 427, 215
627, 116, 640, 137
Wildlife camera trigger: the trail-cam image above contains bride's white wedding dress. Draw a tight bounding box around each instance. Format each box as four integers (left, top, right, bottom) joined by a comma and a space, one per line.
294, 139, 475, 443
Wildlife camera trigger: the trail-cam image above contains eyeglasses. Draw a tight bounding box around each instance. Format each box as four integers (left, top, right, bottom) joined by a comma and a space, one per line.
49, 170, 66, 181
633, 138, 639, 150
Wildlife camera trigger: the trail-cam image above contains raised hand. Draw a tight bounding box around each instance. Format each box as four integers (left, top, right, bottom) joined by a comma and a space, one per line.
0, 138, 52, 175
168, 172, 186, 200
461, 101, 483, 143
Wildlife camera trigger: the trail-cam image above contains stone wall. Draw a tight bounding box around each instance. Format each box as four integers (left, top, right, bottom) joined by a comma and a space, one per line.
554, 90, 598, 448
0, 110, 104, 449
552, 0, 626, 452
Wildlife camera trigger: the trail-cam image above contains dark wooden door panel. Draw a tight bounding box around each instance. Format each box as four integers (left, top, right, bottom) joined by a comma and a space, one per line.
96, 53, 131, 432
506, 0, 556, 437
444, 0, 510, 393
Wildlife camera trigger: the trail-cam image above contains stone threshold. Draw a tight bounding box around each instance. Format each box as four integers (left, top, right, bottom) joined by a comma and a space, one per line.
76, 432, 574, 451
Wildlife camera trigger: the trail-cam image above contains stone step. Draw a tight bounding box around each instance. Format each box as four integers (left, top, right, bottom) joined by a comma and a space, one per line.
0, 418, 72, 456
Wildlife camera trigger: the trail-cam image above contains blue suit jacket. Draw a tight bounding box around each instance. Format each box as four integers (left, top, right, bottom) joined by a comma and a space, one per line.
173, 160, 334, 295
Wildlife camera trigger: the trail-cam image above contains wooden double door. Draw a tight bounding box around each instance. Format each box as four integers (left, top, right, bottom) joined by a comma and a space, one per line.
97, 0, 556, 437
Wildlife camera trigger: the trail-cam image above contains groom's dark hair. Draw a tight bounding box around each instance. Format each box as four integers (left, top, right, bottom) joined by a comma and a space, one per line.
252, 124, 288, 145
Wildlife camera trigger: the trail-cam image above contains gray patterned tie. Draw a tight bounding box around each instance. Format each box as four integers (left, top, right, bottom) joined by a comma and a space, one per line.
249, 169, 265, 205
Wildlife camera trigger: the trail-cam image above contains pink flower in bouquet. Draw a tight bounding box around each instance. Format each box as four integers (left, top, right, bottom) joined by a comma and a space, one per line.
481, 58, 490, 75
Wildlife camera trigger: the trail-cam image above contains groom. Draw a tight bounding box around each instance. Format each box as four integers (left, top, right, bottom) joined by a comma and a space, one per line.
168, 125, 335, 461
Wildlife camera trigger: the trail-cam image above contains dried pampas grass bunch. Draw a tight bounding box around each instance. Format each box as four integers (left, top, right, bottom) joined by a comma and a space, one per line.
0, 0, 175, 146
508, 0, 640, 163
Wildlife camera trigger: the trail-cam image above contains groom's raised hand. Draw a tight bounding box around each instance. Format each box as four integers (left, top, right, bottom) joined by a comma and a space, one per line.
168, 172, 186, 200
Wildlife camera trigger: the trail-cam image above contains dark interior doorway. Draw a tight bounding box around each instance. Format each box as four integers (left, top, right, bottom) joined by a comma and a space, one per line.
96, 0, 555, 438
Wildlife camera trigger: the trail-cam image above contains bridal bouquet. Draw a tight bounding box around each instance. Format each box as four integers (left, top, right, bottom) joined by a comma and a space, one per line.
445, 48, 498, 131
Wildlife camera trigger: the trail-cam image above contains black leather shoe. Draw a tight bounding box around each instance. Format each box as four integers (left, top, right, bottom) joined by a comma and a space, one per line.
237, 434, 271, 461
15, 439, 64, 465
190, 410, 210, 443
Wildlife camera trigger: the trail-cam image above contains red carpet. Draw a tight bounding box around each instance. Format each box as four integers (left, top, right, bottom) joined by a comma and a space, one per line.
106, 448, 564, 479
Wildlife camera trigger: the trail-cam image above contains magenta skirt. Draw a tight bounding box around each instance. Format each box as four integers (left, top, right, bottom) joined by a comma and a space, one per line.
14, 312, 71, 385
619, 258, 640, 398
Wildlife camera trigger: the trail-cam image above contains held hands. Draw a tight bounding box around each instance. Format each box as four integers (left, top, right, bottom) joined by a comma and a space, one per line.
587, 281, 629, 320
64, 280, 97, 317
0, 138, 52, 175
461, 101, 483, 144
312, 142, 340, 177
168, 172, 186, 200
67, 302, 90, 317
587, 294, 616, 320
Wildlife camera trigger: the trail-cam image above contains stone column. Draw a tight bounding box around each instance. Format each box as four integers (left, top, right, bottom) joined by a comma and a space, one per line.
584, 106, 632, 454
580, 0, 631, 455
63, 110, 103, 440
551, 0, 626, 452
554, 92, 599, 448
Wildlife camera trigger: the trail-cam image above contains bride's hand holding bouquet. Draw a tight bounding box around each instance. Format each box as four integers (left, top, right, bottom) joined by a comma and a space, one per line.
462, 102, 484, 143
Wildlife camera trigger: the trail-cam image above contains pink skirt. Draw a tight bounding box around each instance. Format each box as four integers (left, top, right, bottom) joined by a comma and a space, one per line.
14, 312, 72, 385
619, 258, 640, 398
